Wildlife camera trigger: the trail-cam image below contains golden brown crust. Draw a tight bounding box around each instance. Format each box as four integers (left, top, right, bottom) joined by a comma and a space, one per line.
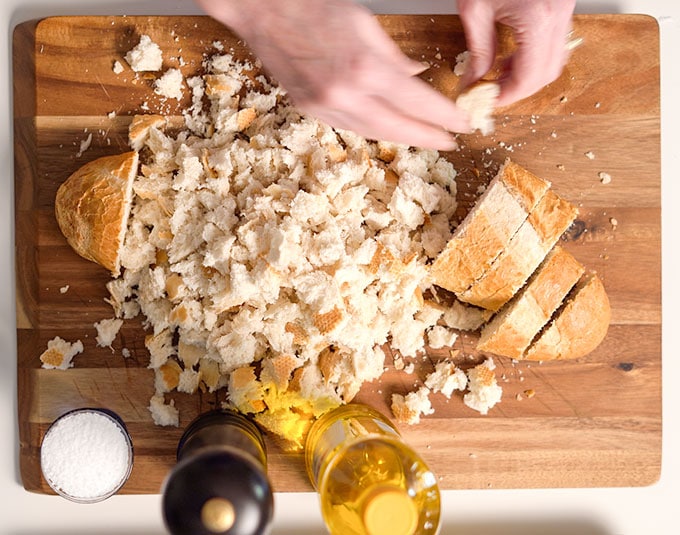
501, 160, 552, 213
55, 151, 138, 276
477, 246, 585, 358
430, 160, 550, 294
128, 115, 166, 150
459, 189, 578, 311
528, 190, 579, 240
524, 273, 611, 361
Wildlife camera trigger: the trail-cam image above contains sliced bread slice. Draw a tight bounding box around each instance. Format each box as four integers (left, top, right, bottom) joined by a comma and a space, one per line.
523, 273, 611, 361
477, 246, 585, 358
55, 151, 139, 276
458, 189, 578, 311
430, 159, 550, 294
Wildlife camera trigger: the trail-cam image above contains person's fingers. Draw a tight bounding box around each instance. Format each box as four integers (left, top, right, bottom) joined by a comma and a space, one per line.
496, 19, 573, 106
351, 11, 431, 77
304, 93, 459, 150
366, 69, 472, 134
457, 0, 498, 88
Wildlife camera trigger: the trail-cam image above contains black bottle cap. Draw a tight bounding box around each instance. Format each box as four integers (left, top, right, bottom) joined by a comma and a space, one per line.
162, 410, 273, 535
162, 448, 274, 535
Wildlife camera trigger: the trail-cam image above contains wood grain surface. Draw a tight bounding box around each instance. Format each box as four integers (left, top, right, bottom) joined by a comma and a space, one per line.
13, 14, 661, 494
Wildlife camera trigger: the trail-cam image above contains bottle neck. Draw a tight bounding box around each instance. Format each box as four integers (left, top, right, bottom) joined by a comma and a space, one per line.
177, 409, 267, 469
305, 404, 400, 489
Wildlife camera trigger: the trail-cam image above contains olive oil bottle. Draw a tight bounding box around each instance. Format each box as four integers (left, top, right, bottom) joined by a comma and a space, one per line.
162, 409, 274, 535
305, 403, 441, 535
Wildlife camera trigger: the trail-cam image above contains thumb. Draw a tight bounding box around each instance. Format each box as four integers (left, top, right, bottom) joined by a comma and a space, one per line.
458, 1, 497, 89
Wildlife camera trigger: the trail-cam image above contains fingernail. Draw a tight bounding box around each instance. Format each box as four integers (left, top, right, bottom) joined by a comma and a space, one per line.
440, 135, 458, 151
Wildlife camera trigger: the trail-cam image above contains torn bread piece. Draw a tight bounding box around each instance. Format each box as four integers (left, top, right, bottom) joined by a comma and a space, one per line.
124, 34, 163, 72
94, 317, 124, 349
463, 358, 502, 415
523, 273, 611, 361
458, 189, 578, 311
55, 151, 139, 276
477, 246, 585, 358
39, 336, 84, 370
424, 360, 468, 398
430, 159, 550, 294
128, 114, 166, 151
391, 387, 434, 425
456, 81, 500, 136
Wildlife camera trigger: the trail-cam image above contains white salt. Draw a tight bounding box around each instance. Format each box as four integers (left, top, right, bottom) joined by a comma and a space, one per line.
40, 410, 132, 501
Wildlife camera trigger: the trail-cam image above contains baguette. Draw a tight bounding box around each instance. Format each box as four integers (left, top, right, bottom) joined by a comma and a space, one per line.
477, 246, 585, 358
430, 159, 550, 294
458, 189, 578, 311
54, 151, 138, 276
523, 273, 611, 361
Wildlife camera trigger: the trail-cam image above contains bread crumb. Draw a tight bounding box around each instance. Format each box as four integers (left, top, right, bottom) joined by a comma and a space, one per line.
40, 337, 84, 370
112, 60, 124, 74
125, 35, 163, 72
59, 285, 70, 294
598, 171, 612, 184
154, 68, 184, 100
584, 151, 595, 160
453, 50, 470, 75
427, 325, 458, 349
424, 360, 467, 398
148, 393, 179, 426
463, 358, 502, 415
94, 318, 124, 348
75, 132, 93, 158
391, 387, 434, 425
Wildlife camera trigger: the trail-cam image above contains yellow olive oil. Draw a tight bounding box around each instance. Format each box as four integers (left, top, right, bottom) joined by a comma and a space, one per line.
306, 404, 441, 535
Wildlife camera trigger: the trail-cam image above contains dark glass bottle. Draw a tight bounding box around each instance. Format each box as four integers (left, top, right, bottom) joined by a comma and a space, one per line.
162, 409, 274, 535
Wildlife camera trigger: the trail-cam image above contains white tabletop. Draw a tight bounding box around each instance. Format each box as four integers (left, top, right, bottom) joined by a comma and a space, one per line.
2, 1, 679, 533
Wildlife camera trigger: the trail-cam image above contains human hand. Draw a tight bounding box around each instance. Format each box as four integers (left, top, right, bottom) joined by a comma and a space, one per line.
195, 0, 470, 150
457, 0, 577, 106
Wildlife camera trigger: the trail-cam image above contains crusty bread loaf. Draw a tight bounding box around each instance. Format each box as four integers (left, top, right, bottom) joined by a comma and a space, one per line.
523, 273, 611, 361
430, 159, 550, 294
55, 151, 138, 276
458, 189, 578, 311
477, 246, 585, 358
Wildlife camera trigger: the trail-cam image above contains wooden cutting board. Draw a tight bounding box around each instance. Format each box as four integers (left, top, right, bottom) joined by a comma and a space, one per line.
14, 14, 661, 494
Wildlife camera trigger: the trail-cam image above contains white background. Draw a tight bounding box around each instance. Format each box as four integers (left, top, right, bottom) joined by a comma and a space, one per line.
2, 1, 678, 534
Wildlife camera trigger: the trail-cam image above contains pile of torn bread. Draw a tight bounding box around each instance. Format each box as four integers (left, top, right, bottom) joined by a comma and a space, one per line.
46, 37, 610, 451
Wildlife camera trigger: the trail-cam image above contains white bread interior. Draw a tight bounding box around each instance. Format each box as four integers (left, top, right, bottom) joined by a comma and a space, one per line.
458, 189, 578, 311
456, 81, 500, 136
55, 151, 138, 276
430, 159, 550, 294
